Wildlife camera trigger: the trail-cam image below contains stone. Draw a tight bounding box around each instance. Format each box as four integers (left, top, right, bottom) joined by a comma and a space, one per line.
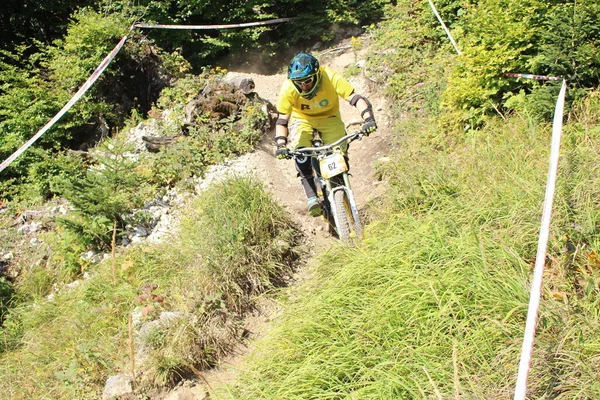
102, 375, 134, 400
18, 221, 42, 235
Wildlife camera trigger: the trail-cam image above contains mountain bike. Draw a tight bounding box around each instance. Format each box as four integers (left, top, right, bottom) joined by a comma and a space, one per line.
286, 130, 365, 244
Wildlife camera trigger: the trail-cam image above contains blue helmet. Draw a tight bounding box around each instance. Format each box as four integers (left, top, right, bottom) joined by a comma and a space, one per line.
288, 52, 321, 99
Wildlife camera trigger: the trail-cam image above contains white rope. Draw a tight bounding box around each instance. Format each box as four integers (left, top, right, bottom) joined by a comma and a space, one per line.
513, 78, 567, 400
0, 35, 129, 174
427, 0, 461, 55
133, 17, 291, 30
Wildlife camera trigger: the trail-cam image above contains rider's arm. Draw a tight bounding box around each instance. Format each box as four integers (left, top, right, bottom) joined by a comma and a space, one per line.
346, 93, 374, 120
346, 93, 377, 135
275, 114, 291, 147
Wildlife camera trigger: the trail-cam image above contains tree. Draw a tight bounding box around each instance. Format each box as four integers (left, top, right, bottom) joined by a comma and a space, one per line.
55, 138, 153, 248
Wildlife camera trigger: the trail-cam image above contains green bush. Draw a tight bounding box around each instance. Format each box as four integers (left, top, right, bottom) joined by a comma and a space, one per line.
27, 149, 87, 200
143, 135, 211, 187
437, 0, 600, 128
366, 2, 451, 116
181, 176, 299, 311
0, 9, 183, 203
54, 138, 153, 248
0, 277, 14, 324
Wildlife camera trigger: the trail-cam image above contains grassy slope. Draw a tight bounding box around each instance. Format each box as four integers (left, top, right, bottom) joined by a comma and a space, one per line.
215, 4, 599, 398
0, 177, 301, 398
224, 108, 600, 399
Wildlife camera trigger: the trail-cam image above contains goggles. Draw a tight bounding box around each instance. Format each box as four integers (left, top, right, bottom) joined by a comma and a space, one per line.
293, 76, 315, 86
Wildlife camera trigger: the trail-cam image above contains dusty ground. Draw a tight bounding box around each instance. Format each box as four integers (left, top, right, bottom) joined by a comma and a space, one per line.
156, 43, 397, 400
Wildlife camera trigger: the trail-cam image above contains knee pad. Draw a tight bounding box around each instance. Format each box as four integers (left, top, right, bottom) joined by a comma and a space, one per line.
295, 156, 313, 178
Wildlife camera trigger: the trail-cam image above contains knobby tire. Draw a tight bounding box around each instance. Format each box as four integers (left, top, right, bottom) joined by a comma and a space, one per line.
332, 189, 362, 244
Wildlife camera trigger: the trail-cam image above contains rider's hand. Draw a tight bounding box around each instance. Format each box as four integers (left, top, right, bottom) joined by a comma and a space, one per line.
275, 144, 290, 159
361, 116, 377, 136
274, 135, 290, 159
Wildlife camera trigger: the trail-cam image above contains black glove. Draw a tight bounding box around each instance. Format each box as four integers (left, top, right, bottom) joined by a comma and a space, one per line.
275, 146, 290, 159
361, 116, 377, 136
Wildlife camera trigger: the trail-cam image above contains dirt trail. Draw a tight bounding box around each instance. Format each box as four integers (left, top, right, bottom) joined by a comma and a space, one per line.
161, 42, 395, 399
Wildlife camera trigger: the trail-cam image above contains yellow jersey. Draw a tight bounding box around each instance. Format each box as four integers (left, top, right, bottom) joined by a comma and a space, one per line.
276, 66, 355, 119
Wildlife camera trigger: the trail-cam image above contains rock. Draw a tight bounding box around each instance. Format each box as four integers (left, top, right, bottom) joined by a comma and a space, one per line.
102, 375, 134, 400
65, 280, 80, 290
50, 205, 69, 215
131, 308, 144, 327
134, 226, 149, 237
18, 221, 42, 235
223, 75, 256, 94
159, 311, 183, 326
332, 25, 363, 40
16, 210, 41, 224
142, 135, 179, 153
81, 251, 104, 264
125, 119, 162, 153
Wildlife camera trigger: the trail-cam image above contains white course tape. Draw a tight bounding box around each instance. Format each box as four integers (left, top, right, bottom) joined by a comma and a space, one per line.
427, 0, 461, 55
503, 73, 563, 81
0, 35, 129, 174
134, 17, 290, 30
513, 79, 567, 400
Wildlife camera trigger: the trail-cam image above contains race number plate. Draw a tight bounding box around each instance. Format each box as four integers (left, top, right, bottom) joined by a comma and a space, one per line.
320, 153, 348, 179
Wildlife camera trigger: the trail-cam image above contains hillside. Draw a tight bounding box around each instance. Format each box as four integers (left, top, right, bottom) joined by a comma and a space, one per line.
0, 35, 397, 400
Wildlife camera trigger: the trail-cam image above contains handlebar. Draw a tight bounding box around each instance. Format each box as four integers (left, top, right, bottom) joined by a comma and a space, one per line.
286, 131, 363, 158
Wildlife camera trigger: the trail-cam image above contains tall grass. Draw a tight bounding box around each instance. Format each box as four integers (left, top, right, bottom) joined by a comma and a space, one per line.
0, 176, 301, 398
225, 105, 600, 399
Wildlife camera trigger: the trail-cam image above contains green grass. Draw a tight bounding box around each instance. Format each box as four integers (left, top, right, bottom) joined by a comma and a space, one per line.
223, 105, 600, 399
0, 176, 301, 398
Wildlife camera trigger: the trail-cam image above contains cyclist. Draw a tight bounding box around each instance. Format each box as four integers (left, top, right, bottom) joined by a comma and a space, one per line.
274, 52, 377, 216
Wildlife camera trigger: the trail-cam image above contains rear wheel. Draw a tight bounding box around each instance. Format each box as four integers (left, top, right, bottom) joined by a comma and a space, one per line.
332, 189, 362, 243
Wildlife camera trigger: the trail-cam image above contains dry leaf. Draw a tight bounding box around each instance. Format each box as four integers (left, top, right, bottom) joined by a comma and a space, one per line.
141, 305, 155, 316
121, 260, 134, 271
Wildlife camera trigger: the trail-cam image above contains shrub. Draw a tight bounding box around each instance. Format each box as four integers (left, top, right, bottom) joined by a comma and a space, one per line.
439, 0, 600, 128
54, 138, 153, 249
366, 2, 451, 117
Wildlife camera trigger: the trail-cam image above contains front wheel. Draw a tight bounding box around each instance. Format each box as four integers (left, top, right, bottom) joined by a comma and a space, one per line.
332, 189, 362, 244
